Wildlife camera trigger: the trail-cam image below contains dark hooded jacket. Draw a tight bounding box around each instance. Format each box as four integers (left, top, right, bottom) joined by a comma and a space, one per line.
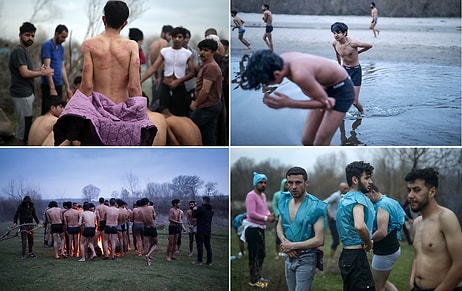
192, 203, 214, 234
13, 196, 40, 224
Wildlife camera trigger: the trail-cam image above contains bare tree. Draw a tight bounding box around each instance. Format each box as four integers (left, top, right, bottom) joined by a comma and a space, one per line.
170, 175, 204, 200
82, 184, 100, 201
1, 178, 41, 202
204, 182, 219, 197
125, 171, 140, 198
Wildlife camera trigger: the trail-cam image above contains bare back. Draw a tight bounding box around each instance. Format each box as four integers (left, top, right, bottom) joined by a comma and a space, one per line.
80, 211, 96, 228
63, 208, 80, 227
165, 115, 202, 146
105, 206, 119, 226
263, 10, 272, 25
140, 205, 155, 226
80, 32, 141, 103
46, 207, 63, 224
28, 115, 58, 146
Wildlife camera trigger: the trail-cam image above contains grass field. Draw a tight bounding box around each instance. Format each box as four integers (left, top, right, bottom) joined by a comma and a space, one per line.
0, 222, 229, 290
231, 226, 414, 291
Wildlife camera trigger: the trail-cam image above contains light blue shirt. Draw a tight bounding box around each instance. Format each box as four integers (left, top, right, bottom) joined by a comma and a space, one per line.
373, 194, 406, 240
279, 192, 327, 243
336, 190, 375, 246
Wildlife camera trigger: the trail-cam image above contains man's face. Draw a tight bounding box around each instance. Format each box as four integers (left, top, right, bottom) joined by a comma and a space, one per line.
287, 174, 307, 199
407, 179, 432, 212
55, 31, 68, 45
20, 32, 35, 47
172, 34, 184, 48
339, 184, 349, 194
199, 47, 214, 63
365, 189, 379, 203
358, 172, 373, 194
333, 31, 347, 41
256, 180, 266, 192
189, 202, 195, 209
51, 104, 64, 117
261, 5, 266, 11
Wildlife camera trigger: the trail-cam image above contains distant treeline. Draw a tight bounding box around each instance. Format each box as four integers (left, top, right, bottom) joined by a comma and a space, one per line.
231, 0, 461, 17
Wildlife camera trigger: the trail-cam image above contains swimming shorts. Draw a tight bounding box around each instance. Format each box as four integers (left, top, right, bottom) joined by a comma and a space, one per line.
67, 226, 80, 235
343, 64, 362, 86
51, 223, 64, 234
169, 224, 180, 235
104, 225, 118, 235
324, 76, 355, 113
371, 18, 378, 24
265, 25, 273, 33
133, 222, 144, 236
117, 224, 126, 232
189, 225, 197, 234
411, 283, 462, 291
98, 220, 106, 232
238, 26, 246, 34
82, 227, 96, 237
143, 226, 158, 237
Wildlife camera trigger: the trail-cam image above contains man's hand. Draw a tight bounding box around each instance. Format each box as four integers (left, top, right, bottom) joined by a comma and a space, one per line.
263, 92, 291, 109
267, 213, 276, 223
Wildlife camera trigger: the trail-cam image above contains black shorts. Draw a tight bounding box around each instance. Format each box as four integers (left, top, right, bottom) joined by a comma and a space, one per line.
265, 25, 273, 33
343, 65, 362, 86
51, 224, 64, 234
143, 226, 158, 237
169, 225, 180, 235
133, 223, 144, 236
98, 220, 106, 232
324, 77, 355, 113
104, 226, 118, 235
82, 227, 96, 237
339, 249, 375, 290
67, 226, 80, 235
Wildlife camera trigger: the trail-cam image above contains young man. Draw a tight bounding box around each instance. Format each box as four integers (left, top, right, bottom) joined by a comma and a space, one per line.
261, 4, 273, 51
231, 10, 251, 49
370, 2, 380, 37
331, 22, 372, 114
8, 22, 54, 145
241, 172, 276, 288
103, 198, 119, 260
28, 95, 65, 146
276, 167, 326, 291
13, 196, 40, 259
325, 182, 349, 263
63, 202, 80, 257
53, 0, 157, 146
365, 184, 405, 291
186, 201, 197, 257
192, 196, 214, 266
240, 50, 354, 146
405, 168, 462, 291
141, 27, 194, 117
139, 198, 158, 266
40, 24, 73, 113
336, 161, 376, 291
166, 199, 183, 261
190, 39, 223, 146
46, 201, 66, 259
78, 202, 97, 262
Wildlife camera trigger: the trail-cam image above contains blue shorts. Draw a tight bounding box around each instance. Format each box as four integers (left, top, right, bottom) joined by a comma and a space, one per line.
343, 65, 362, 86
324, 77, 355, 113
265, 25, 273, 33
238, 26, 246, 34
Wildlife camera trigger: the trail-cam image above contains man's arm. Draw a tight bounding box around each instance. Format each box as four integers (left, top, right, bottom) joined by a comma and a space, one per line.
371, 207, 389, 242
18, 64, 53, 79
353, 204, 373, 251
61, 61, 73, 100
141, 54, 163, 84
332, 43, 342, 65
80, 40, 94, 96
127, 41, 142, 97
352, 40, 373, 54
434, 210, 462, 291
43, 57, 57, 96
170, 56, 194, 89
283, 216, 325, 250
192, 78, 213, 109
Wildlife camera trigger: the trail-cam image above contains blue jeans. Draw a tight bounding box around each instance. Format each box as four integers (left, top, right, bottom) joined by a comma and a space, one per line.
190, 101, 222, 145
285, 252, 317, 291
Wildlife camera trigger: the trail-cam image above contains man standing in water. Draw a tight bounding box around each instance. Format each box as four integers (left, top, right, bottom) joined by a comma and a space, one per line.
370, 2, 380, 37
405, 168, 462, 291
261, 4, 273, 51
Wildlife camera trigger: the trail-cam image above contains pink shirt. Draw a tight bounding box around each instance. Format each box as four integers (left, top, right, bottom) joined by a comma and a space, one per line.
245, 190, 270, 226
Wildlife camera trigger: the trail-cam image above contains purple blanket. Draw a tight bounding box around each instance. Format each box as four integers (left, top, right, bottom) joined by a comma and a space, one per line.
53, 90, 157, 146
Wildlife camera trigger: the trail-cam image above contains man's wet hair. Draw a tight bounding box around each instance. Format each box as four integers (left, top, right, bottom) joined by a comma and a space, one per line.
345, 161, 374, 187
263, 4, 270, 9
129, 28, 144, 42
198, 39, 218, 52
104, 0, 129, 29
49, 95, 66, 109
19, 22, 36, 34
286, 166, 309, 181
172, 199, 180, 206
331, 22, 348, 34
240, 49, 283, 90
83, 203, 90, 211
404, 168, 439, 189
55, 24, 68, 34
171, 27, 186, 38
231, 10, 238, 16
162, 25, 174, 34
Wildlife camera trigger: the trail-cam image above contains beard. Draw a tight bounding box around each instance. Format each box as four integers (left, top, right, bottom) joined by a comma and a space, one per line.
21, 39, 33, 47
410, 195, 429, 212
358, 180, 370, 194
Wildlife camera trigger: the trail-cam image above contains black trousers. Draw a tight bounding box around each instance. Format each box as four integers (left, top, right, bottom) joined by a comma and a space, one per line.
245, 227, 266, 283
196, 232, 212, 263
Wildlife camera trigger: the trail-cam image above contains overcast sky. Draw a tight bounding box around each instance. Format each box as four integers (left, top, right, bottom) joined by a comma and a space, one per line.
0, 0, 229, 44
0, 148, 229, 200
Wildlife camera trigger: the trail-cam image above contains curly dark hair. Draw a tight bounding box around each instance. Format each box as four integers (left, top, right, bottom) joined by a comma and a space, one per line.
404, 168, 439, 189
331, 22, 348, 34
240, 50, 283, 90
345, 161, 374, 187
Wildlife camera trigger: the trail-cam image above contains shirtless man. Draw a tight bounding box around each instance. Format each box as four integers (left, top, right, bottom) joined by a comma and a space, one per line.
163, 111, 202, 146
186, 201, 197, 256
240, 50, 354, 146
405, 168, 462, 291
261, 4, 273, 51
103, 198, 119, 260
167, 199, 183, 261
78, 202, 97, 262
53, 0, 156, 146
95, 197, 108, 255
370, 2, 380, 38
148, 25, 173, 111
131, 200, 144, 257
46, 201, 65, 259
331, 22, 372, 114
28, 95, 65, 145
116, 199, 129, 256
231, 10, 251, 49
139, 198, 158, 266
63, 202, 80, 257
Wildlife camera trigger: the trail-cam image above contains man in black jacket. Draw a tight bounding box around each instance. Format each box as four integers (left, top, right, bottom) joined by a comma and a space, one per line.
13, 196, 40, 258
192, 196, 214, 265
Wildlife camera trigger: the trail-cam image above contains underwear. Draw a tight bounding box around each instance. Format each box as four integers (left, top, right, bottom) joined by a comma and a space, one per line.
324, 76, 355, 113
133, 223, 144, 236
53, 90, 157, 146
98, 220, 106, 232
189, 225, 197, 234
117, 224, 126, 232
104, 225, 118, 235
82, 227, 96, 237
412, 282, 462, 291
143, 226, 158, 237
371, 18, 378, 24
238, 26, 246, 34
343, 64, 362, 86
67, 226, 80, 235
168, 224, 180, 235
51, 223, 64, 234
265, 25, 273, 33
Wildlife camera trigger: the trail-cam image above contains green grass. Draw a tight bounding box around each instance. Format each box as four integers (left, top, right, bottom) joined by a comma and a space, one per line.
0, 222, 229, 290
231, 227, 414, 291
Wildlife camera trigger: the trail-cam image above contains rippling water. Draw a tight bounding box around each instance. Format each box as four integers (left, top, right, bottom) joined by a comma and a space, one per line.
231, 55, 461, 146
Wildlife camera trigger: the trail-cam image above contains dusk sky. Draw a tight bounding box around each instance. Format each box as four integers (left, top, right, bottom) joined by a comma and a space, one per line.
0, 148, 229, 200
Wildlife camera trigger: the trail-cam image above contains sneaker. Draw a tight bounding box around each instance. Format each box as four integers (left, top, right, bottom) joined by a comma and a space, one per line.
205, 262, 212, 266
28, 253, 37, 258
259, 277, 270, 283
248, 281, 268, 288
191, 261, 203, 266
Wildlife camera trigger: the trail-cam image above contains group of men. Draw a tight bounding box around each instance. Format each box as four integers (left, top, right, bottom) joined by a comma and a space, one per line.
14, 195, 214, 267
8, 0, 227, 146
235, 163, 462, 291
